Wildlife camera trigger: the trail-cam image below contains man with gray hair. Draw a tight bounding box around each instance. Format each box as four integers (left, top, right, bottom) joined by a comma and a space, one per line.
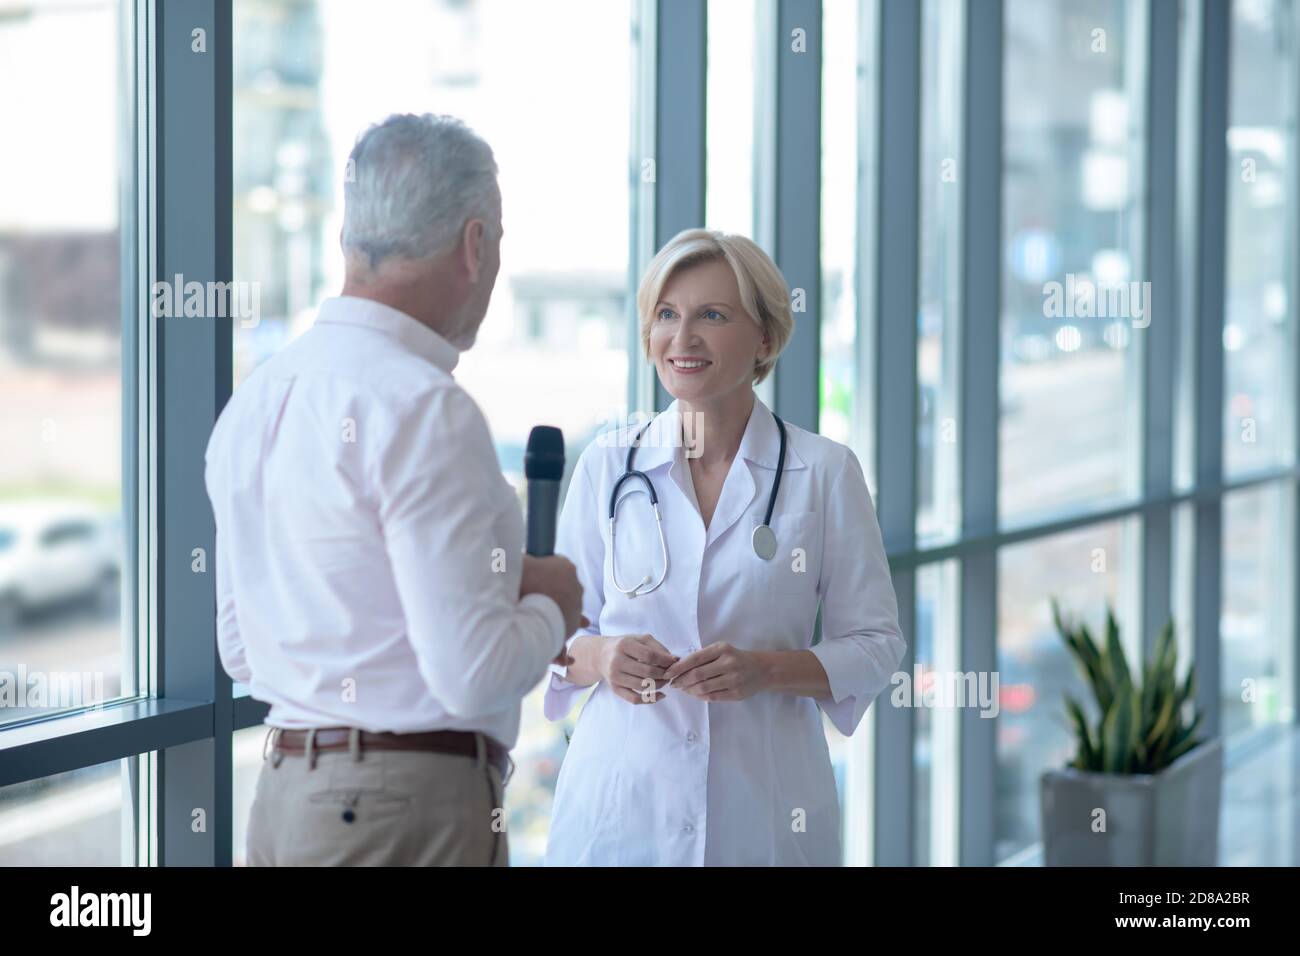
205, 113, 584, 866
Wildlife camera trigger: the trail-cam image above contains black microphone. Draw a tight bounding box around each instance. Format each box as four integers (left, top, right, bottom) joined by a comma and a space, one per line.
524, 426, 565, 556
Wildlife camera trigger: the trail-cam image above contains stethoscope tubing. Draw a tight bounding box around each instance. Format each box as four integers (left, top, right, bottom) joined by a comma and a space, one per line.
608, 409, 788, 597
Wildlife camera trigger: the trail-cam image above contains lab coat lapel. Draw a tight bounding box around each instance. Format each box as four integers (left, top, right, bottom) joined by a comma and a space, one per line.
634, 403, 701, 521
704, 457, 759, 552
703, 398, 805, 551
702, 404, 765, 551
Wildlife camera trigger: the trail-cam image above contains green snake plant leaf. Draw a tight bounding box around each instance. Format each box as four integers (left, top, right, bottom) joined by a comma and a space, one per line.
1142, 621, 1175, 729
1055, 603, 1205, 776
1161, 711, 1204, 767
1055, 604, 1111, 717
1140, 656, 1159, 737
1076, 621, 1113, 715
1064, 694, 1095, 770
1144, 691, 1177, 752
1101, 681, 1139, 773
1102, 608, 1131, 698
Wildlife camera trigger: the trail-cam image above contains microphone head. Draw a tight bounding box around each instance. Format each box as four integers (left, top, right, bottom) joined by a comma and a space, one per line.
524, 425, 565, 481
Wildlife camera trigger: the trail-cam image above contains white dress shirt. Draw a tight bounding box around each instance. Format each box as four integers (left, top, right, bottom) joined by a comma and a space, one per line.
204, 295, 564, 746
543, 398, 905, 865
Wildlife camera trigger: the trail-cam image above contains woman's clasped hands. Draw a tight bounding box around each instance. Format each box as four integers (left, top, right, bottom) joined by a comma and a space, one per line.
600, 636, 768, 704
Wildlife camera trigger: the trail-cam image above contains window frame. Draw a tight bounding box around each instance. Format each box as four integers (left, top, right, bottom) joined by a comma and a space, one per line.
2, 0, 1297, 871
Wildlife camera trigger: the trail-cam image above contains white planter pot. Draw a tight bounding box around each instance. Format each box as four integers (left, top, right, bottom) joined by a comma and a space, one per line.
1039, 737, 1223, 866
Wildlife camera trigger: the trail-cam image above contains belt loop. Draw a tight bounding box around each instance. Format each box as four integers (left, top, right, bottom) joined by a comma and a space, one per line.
349, 727, 362, 762
474, 732, 486, 771
266, 728, 284, 768
305, 728, 318, 770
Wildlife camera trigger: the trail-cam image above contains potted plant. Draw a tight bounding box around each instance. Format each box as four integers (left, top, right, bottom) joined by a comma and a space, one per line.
1039, 601, 1222, 866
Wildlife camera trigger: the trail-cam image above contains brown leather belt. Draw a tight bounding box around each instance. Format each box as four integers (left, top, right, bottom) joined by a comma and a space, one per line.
271, 727, 512, 781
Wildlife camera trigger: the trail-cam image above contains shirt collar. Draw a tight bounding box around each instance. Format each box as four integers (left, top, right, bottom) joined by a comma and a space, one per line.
632, 397, 804, 472
314, 295, 460, 374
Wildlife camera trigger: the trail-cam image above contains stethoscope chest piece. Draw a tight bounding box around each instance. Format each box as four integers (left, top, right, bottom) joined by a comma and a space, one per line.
751, 523, 777, 560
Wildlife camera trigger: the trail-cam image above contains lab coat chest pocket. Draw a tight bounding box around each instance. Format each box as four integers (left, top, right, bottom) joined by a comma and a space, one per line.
747, 511, 822, 596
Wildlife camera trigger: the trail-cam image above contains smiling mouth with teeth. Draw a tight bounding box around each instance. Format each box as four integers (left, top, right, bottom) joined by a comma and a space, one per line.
669, 358, 712, 369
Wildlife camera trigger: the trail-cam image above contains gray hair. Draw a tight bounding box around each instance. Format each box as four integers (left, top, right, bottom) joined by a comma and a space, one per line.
341, 113, 500, 268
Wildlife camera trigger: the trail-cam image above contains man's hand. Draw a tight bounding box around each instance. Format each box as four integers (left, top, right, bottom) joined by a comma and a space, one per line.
520, 555, 587, 653
663, 642, 769, 702
599, 635, 678, 704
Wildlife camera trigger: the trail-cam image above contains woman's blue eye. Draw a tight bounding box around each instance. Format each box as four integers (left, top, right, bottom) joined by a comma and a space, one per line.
704, 310, 724, 321
657, 308, 675, 321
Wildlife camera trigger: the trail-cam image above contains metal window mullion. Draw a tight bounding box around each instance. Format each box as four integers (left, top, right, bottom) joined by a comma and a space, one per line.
119, 0, 142, 708
119, 0, 153, 845
1190, 0, 1229, 741
156, 0, 231, 867
119, 0, 149, 866
956, 0, 1001, 868
868, 0, 919, 867
142, 0, 160, 867
1142, 0, 1180, 660
772, 0, 822, 433
212, 0, 234, 868
1293, 0, 1300, 728
652, 0, 706, 412
0, 700, 213, 788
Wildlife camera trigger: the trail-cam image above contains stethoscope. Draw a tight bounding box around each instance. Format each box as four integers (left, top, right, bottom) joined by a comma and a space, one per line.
608, 411, 788, 598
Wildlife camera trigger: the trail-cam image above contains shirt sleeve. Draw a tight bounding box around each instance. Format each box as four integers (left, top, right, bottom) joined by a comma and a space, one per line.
808, 447, 907, 735
213, 528, 252, 684
543, 444, 606, 721
379, 387, 564, 720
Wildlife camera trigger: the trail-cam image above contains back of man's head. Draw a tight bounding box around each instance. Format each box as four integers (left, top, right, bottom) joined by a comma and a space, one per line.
341, 113, 499, 273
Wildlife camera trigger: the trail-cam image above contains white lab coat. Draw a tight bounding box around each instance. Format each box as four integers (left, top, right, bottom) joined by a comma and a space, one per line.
543, 398, 905, 866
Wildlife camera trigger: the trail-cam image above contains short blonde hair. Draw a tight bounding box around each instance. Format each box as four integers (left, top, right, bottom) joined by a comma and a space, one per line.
636, 229, 794, 384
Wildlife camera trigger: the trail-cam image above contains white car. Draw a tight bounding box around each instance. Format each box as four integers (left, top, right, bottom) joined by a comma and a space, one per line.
0, 501, 121, 633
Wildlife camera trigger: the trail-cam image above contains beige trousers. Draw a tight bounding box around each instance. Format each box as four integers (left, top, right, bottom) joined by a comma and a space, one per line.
246, 728, 509, 866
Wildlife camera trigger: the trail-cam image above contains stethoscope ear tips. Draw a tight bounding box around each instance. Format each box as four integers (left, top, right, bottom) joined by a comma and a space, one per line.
628, 573, 652, 599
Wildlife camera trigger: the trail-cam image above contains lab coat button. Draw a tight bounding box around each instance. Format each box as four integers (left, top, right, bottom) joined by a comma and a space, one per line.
686, 732, 698, 744
683, 823, 695, 834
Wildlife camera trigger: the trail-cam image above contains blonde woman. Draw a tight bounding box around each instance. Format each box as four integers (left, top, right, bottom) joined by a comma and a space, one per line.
544, 229, 904, 865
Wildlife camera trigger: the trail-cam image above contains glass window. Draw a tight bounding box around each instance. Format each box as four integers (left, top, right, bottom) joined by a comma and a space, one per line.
233, 0, 634, 865
914, 558, 959, 865
1000, 0, 1144, 524
917, 0, 964, 544
819, 0, 864, 455
706, 0, 760, 239
1221, 484, 1296, 736
0, 757, 140, 866
817, 0, 864, 838
232, 724, 266, 867
997, 518, 1138, 862
1224, 0, 1296, 477
0, 0, 135, 726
